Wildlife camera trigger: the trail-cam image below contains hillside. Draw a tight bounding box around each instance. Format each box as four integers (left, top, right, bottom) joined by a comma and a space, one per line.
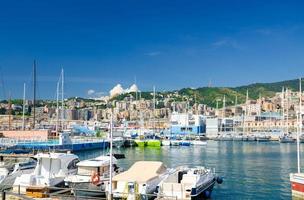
112, 78, 303, 108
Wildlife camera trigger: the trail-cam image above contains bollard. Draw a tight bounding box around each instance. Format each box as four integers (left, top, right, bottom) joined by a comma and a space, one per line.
1, 191, 5, 200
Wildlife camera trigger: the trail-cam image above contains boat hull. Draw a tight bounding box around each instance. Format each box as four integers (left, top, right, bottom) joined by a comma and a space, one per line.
290, 173, 304, 198
135, 140, 146, 147
147, 140, 161, 147
72, 182, 106, 198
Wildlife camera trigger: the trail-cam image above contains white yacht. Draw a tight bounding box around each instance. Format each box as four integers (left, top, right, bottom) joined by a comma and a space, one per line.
0, 158, 36, 191
157, 166, 222, 200
13, 152, 79, 193
112, 161, 169, 199
65, 155, 122, 198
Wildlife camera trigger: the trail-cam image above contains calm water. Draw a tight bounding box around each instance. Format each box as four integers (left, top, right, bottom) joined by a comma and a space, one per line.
76, 141, 303, 199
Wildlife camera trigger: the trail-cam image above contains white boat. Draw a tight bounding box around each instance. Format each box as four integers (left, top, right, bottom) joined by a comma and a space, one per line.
256, 133, 271, 142
0, 158, 36, 191
157, 166, 222, 199
279, 133, 295, 143
191, 140, 207, 146
13, 152, 79, 193
162, 140, 171, 146
170, 140, 180, 146
112, 161, 169, 199
112, 137, 125, 148
65, 155, 122, 198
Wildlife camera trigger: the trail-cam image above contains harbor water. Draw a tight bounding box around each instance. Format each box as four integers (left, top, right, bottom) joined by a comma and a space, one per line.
76, 141, 302, 199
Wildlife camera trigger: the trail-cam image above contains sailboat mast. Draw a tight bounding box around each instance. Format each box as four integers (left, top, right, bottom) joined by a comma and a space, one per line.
56, 78, 60, 135
282, 87, 285, 133
108, 112, 113, 200
61, 69, 64, 129
153, 86, 156, 132
22, 83, 26, 130
286, 88, 289, 134
298, 78, 302, 173
33, 60, 36, 129
223, 95, 226, 132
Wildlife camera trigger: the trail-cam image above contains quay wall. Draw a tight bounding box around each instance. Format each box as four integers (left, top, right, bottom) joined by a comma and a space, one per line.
0, 130, 50, 140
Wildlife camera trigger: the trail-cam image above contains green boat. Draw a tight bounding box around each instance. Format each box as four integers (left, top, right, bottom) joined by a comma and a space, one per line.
135, 139, 146, 147
146, 139, 161, 147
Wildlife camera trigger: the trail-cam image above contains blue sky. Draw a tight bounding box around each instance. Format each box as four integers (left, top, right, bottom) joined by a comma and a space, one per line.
0, 0, 304, 99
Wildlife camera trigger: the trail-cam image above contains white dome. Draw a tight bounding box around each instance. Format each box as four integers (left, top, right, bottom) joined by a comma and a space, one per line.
110, 84, 124, 97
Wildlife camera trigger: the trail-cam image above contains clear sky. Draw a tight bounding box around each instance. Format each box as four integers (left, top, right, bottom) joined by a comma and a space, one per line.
0, 0, 304, 99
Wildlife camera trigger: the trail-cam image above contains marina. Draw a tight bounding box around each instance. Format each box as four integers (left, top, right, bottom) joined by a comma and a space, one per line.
1, 0, 304, 199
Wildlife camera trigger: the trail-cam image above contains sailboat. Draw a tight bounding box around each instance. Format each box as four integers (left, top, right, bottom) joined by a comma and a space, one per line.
290, 78, 303, 198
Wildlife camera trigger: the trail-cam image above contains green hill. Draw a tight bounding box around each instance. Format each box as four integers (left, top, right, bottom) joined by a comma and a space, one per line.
112, 78, 303, 108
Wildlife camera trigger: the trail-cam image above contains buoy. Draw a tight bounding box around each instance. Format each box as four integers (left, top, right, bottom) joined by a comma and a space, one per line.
91, 172, 100, 185
217, 176, 223, 184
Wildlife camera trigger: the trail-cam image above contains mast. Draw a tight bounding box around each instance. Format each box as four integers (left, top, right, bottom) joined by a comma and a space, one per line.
282, 87, 285, 133
286, 88, 289, 134
223, 95, 226, 132
298, 78, 302, 173
33, 60, 36, 129
245, 89, 249, 135
61, 69, 64, 129
108, 112, 113, 200
153, 86, 156, 133
22, 83, 26, 130
56, 78, 60, 135
8, 93, 11, 131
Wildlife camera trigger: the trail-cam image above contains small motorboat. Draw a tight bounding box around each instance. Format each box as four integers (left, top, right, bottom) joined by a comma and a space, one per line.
279, 133, 295, 143
112, 137, 125, 148
217, 133, 233, 141
65, 155, 122, 198
157, 166, 223, 199
256, 133, 271, 142
0, 158, 36, 191
162, 140, 171, 146
112, 161, 170, 199
13, 152, 79, 194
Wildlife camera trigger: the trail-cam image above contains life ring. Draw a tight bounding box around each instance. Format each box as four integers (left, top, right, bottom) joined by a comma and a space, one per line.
91, 172, 100, 185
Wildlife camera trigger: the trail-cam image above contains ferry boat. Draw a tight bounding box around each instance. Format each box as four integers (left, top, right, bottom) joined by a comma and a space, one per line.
157, 166, 223, 199
112, 161, 169, 199
13, 152, 79, 194
65, 155, 122, 198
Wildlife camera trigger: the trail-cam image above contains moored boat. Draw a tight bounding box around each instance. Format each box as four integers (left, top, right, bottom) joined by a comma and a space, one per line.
65, 155, 122, 198
134, 139, 146, 147
146, 139, 161, 147
157, 166, 223, 199
13, 152, 79, 194
256, 133, 271, 142
161, 140, 171, 146
279, 133, 295, 143
112, 161, 169, 199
